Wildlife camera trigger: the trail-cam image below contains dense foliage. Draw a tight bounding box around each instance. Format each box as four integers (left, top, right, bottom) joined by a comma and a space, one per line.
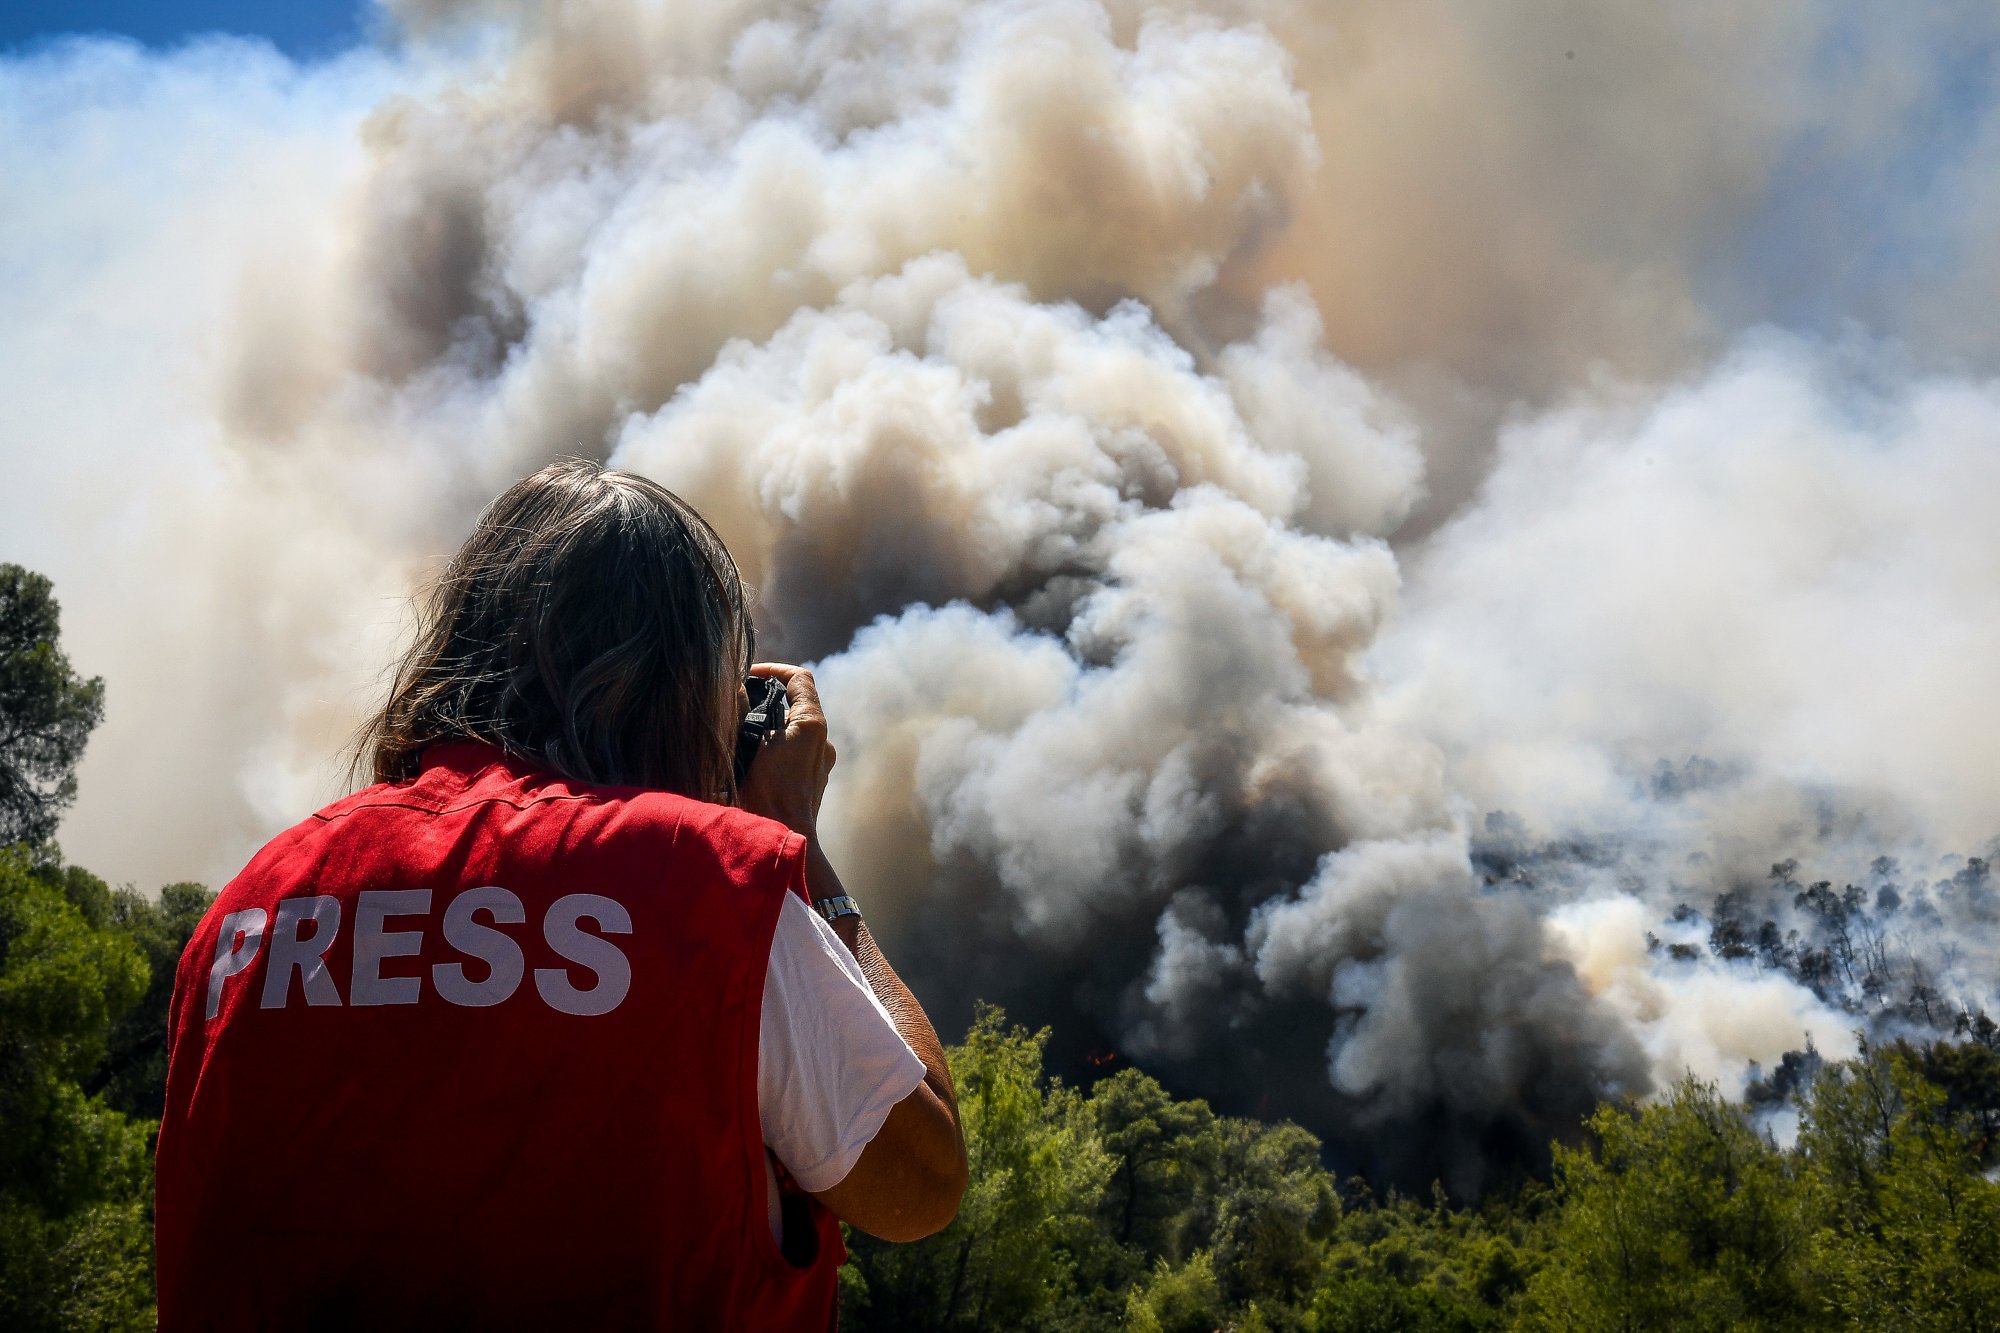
0, 562, 208, 1328
0, 848, 209, 1330
845, 1008, 2000, 1333
0, 566, 104, 847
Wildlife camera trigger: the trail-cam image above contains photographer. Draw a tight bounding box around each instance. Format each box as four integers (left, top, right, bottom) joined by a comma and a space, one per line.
154, 460, 967, 1329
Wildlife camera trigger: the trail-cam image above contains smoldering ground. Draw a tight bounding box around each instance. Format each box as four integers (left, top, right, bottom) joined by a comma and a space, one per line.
3, 0, 1998, 1191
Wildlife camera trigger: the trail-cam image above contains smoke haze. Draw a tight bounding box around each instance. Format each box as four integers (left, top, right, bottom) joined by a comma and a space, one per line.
4, 0, 1997, 1187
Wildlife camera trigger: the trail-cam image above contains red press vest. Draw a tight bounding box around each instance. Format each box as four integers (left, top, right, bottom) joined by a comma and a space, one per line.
155, 742, 843, 1330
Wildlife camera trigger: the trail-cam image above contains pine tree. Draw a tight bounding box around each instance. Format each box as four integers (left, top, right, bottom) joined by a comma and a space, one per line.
0, 566, 105, 847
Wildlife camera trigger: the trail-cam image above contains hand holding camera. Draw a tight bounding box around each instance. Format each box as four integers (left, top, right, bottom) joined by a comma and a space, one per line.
736, 663, 836, 837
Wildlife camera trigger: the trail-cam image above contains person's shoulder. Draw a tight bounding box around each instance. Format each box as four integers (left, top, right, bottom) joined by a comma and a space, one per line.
201, 800, 348, 918
622, 790, 802, 857
593, 792, 804, 895
310, 779, 418, 822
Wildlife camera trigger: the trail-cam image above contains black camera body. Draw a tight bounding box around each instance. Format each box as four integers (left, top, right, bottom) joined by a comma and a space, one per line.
734, 676, 789, 785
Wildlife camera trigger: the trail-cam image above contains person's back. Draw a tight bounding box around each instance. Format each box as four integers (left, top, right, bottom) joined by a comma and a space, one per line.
154, 460, 966, 1329
157, 743, 835, 1328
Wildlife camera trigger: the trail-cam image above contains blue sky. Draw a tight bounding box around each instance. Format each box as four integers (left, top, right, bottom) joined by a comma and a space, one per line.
0, 0, 373, 61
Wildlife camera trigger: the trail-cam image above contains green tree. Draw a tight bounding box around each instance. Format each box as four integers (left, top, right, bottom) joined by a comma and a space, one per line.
0, 566, 104, 848
1310, 1181, 1538, 1332
1203, 1120, 1337, 1308
1801, 1046, 2000, 1331
1521, 1077, 1816, 1332
1906, 1027, 2000, 1167
844, 1004, 1116, 1331
1086, 1068, 1222, 1259
90, 882, 214, 1119
1125, 1250, 1226, 1333
1307, 1274, 1493, 1333
0, 848, 154, 1331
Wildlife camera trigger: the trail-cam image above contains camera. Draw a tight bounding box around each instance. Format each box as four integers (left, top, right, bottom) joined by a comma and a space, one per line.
734, 675, 789, 785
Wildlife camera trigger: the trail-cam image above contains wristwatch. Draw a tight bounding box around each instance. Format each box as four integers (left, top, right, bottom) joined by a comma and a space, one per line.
812, 895, 861, 924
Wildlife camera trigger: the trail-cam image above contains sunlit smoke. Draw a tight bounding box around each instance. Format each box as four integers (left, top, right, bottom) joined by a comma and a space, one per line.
4, 0, 1998, 1189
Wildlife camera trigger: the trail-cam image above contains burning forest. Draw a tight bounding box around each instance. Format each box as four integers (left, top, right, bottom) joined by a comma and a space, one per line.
5, 0, 2000, 1209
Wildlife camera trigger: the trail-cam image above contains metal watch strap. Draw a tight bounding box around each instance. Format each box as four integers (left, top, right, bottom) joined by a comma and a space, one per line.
812, 895, 861, 923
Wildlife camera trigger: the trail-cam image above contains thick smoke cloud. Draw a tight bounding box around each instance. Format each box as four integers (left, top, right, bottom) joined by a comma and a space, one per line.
4, 0, 1998, 1188
1378, 340, 2000, 852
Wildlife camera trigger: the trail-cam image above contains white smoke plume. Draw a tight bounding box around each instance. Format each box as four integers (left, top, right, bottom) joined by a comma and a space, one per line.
5, 0, 1999, 1188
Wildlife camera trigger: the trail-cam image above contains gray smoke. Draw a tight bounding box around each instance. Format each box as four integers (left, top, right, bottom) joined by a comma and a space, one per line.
4, 0, 1999, 1190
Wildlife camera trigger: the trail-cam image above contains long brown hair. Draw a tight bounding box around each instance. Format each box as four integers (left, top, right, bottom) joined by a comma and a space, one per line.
357, 459, 748, 800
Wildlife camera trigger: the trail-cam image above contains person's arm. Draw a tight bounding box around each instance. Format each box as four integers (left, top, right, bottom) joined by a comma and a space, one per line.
798, 841, 965, 1240
740, 663, 968, 1242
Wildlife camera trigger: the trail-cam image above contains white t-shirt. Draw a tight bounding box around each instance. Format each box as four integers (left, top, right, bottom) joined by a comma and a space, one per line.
758, 892, 926, 1239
